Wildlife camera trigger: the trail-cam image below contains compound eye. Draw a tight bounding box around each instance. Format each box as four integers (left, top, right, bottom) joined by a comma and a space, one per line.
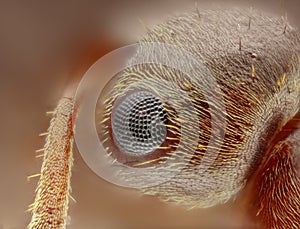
102, 86, 182, 168
112, 91, 167, 156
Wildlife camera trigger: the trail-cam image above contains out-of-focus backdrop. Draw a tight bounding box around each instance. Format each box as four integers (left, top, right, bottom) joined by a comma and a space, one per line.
0, 1, 299, 228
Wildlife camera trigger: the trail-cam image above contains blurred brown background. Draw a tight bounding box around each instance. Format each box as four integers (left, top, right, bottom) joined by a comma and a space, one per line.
0, 0, 299, 228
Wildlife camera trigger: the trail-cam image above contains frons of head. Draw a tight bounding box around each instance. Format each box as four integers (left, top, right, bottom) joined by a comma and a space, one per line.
98, 10, 300, 229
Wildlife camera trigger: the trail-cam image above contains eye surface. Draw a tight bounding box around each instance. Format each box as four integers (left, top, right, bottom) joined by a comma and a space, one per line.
112, 91, 167, 156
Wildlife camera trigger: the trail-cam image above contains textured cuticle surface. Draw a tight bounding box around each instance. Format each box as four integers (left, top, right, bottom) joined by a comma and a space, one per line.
116, 9, 300, 208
